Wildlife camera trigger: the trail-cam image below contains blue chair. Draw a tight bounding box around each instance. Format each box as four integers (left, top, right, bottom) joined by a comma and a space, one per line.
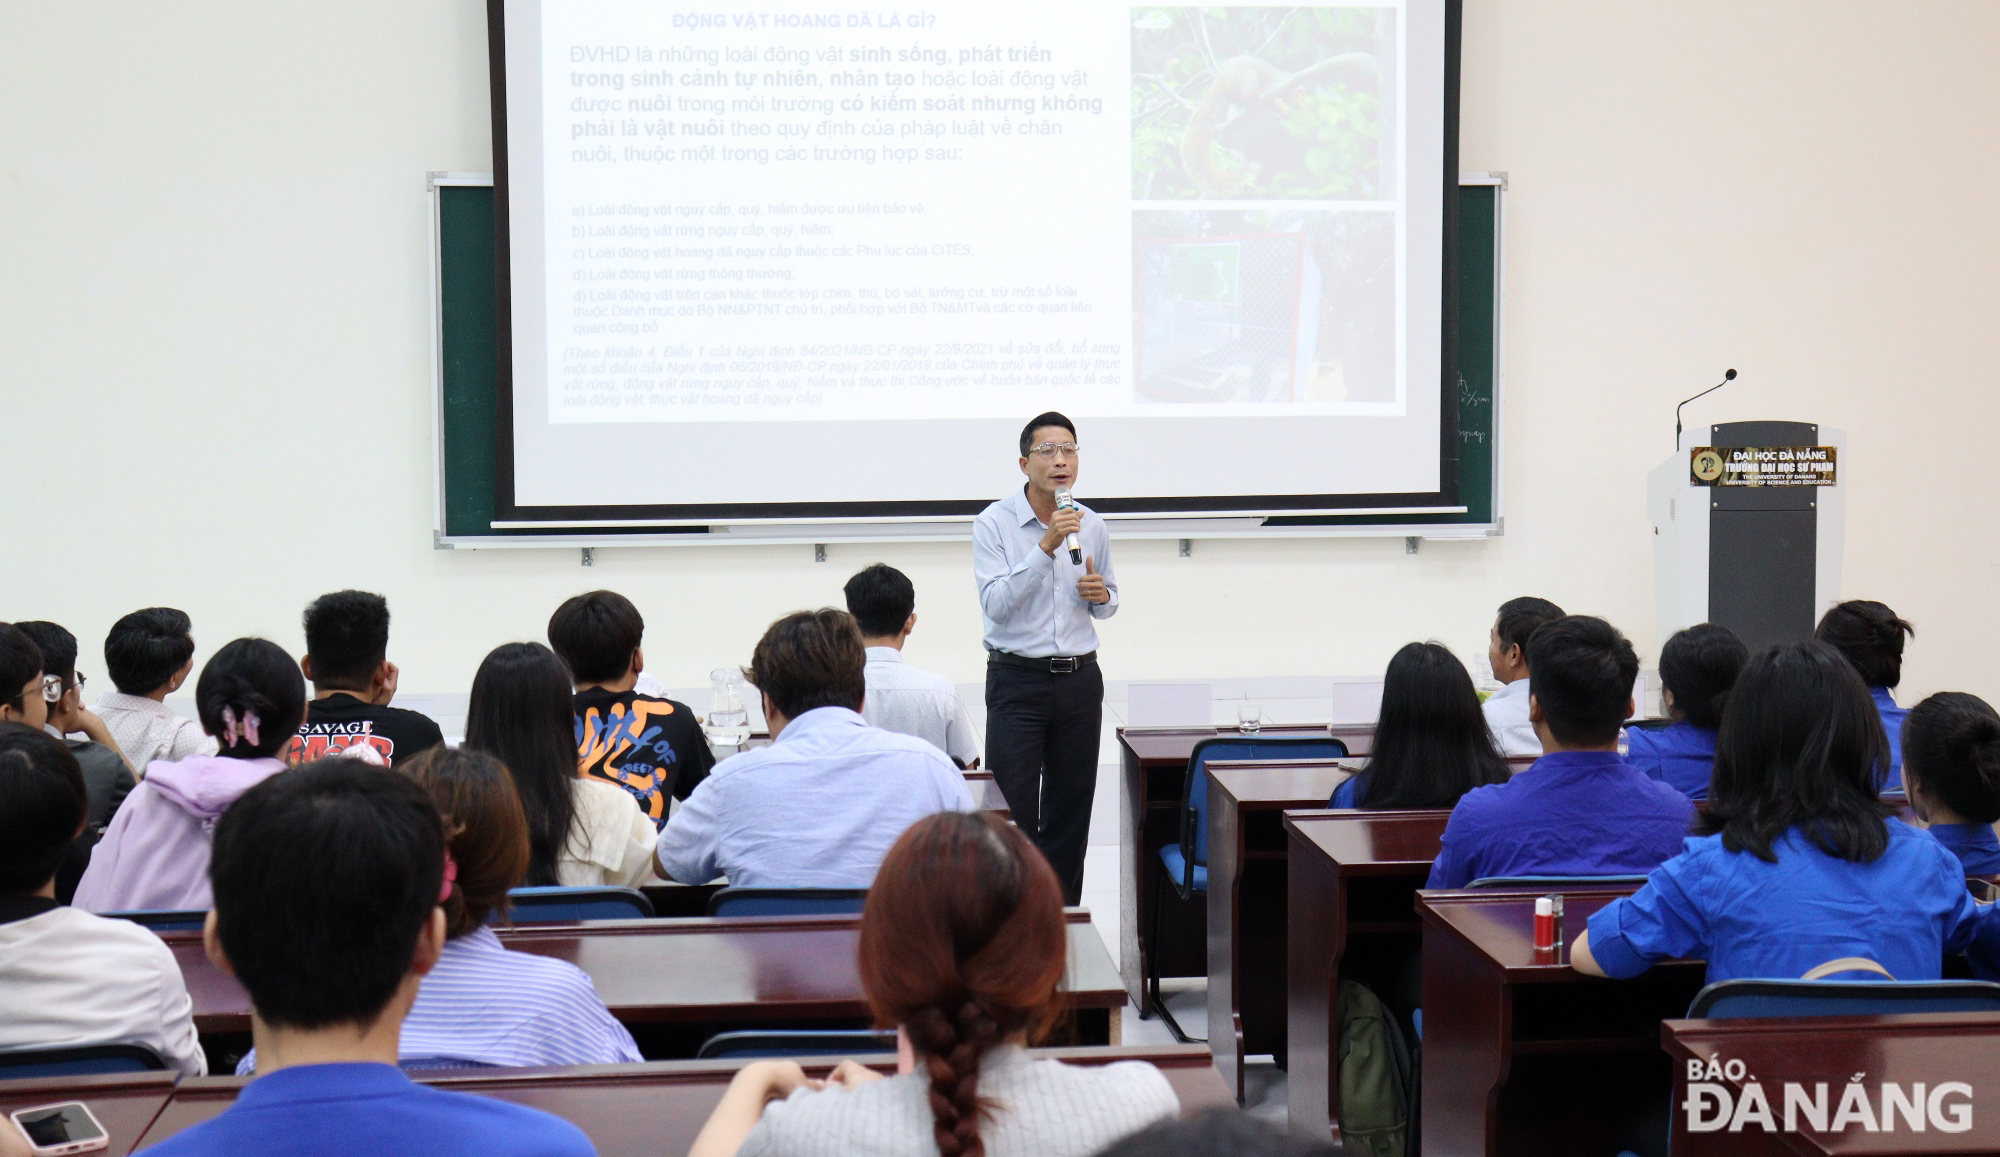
707, 888, 869, 918
501, 886, 654, 923
696, 1029, 898, 1059
1688, 974, 2000, 1019
1148, 735, 1349, 1042
0, 1041, 169, 1079
104, 909, 208, 932
1463, 874, 1650, 889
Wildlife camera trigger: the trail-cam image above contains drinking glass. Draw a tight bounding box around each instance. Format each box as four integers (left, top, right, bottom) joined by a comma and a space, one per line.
1237, 699, 1262, 733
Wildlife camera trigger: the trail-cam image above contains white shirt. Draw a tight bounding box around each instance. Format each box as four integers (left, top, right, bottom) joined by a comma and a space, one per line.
94, 691, 216, 772
972, 486, 1118, 658
861, 647, 981, 767
558, 777, 660, 888
656, 707, 974, 888
1482, 679, 1543, 757
0, 900, 206, 1076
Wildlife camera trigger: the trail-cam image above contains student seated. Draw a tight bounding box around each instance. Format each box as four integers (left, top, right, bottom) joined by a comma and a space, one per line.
844, 563, 982, 769
1575, 642, 1994, 983
1624, 623, 1747, 800
0, 724, 205, 1076
1901, 692, 2000, 875
14, 621, 137, 815
1481, 596, 1566, 757
1815, 599, 1915, 790
288, 591, 443, 767
689, 811, 1175, 1157
74, 638, 306, 913
1426, 616, 1693, 889
548, 590, 712, 828
0, 624, 49, 734
466, 642, 656, 888
93, 607, 217, 770
238, 747, 638, 1072
144, 759, 594, 1157
657, 610, 974, 889
1330, 641, 1509, 809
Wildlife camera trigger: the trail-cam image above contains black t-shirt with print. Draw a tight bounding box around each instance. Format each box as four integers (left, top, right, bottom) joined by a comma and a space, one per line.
285, 693, 446, 767
572, 688, 715, 829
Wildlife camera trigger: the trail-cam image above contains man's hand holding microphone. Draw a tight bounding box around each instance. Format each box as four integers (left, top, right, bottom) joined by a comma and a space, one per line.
1038, 491, 1110, 605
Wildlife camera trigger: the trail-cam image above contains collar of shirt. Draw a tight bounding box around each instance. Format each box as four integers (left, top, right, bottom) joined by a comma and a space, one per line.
1489, 680, 1529, 705
864, 647, 904, 665
770, 706, 869, 746
0, 895, 59, 927
1520, 749, 1629, 780
1928, 822, 2000, 851
1003, 484, 1046, 528
446, 925, 509, 958
1652, 720, 1716, 755
96, 691, 177, 719
1871, 686, 1902, 712
236, 1062, 415, 1109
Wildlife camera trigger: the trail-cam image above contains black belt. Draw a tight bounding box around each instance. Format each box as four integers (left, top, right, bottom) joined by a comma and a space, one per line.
989, 650, 1097, 674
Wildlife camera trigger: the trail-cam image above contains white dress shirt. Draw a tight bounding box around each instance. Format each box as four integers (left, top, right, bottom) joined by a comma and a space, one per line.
94, 691, 216, 772
861, 647, 981, 767
972, 486, 1118, 658
0, 899, 206, 1076
1482, 679, 1543, 757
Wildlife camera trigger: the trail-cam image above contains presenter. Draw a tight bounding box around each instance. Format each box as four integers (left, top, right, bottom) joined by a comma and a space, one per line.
972, 412, 1117, 904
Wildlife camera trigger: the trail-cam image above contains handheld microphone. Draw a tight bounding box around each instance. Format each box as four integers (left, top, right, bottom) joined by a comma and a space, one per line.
1055, 489, 1083, 565
1675, 368, 1736, 451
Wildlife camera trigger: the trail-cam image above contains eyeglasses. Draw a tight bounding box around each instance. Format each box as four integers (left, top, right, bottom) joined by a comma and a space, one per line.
41, 672, 83, 704
1028, 442, 1080, 459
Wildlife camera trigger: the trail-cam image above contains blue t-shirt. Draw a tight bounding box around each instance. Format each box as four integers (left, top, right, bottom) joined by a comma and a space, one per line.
1586, 820, 1991, 983
1929, 823, 2000, 876
143, 1062, 596, 1157
1329, 770, 1370, 809
1873, 687, 1909, 791
1625, 720, 1717, 801
1425, 750, 1694, 889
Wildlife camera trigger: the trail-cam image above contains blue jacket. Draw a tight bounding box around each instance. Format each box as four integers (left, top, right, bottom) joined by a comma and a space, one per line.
1625, 720, 1718, 801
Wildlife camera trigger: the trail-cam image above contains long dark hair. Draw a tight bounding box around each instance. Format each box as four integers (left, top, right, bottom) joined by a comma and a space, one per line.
1902, 692, 2000, 825
464, 642, 579, 887
1360, 642, 1510, 809
859, 811, 1067, 1157
1703, 641, 1894, 862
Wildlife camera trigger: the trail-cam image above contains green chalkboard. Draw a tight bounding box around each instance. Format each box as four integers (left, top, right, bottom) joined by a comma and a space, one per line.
435, 180, 1501, 540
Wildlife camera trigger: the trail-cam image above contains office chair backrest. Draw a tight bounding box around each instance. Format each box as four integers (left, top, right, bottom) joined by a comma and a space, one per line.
707, 887, 870, 918
1183, 736, 1349, 866
501, 886, 655, 923
696, 1029, 899, 1059
103, 909, 209, 932
0, 1041, 169, 1079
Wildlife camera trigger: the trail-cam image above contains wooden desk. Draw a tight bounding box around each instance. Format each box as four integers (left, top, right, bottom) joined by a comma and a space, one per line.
132, 1045, 1232, 1156
0, 1071, 177, 1157
1419, 888, 1706, 1157
1284, 808, 1449, 1143
1117, 724, 1371, 1007
1204, 759, 1352, 1099
963, 769, 1012, 818
1661, 1011, 2000, 1155
170, 911, 1124, 1056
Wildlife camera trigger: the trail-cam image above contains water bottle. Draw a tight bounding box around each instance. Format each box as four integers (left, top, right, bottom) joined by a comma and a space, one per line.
704, 667, 751, 747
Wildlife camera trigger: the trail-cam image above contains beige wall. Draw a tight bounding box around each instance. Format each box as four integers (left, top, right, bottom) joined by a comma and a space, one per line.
4, 1, 1996, 704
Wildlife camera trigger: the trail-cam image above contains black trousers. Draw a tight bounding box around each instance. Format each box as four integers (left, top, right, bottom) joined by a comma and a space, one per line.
984, 657, 1103, 905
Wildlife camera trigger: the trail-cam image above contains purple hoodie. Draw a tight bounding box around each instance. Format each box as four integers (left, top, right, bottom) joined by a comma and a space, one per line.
72, 754, 287, 914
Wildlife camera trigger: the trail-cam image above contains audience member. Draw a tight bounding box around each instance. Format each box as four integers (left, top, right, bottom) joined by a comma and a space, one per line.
94, 607, 217, 769
1624, 623, 1747, 801
288, 591, 444, 766
14, 621, 136, 822
1481, 596, 1566, 756
1901, 691, 2000, 875
844, 563, 982, 768
144, 759, 595, 1156
1092, 1110, 1336, 1157
657, 610, 973, 889
1815, 599, 1915, 790
0, 624, 47, 734
548, 590, 713, 827
74, 638, 306, 912
1576, 642, 1996, 982
465, 642, 656, 887
690, 811, 1175, 1157
1331, 641, 1508, 809
0, 724, 205, 1076
1428, 616, 1693, 889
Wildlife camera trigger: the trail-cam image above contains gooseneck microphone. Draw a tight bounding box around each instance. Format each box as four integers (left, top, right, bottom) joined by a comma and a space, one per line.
1675, 368, 1737, 451
1055, 489, 1083, 564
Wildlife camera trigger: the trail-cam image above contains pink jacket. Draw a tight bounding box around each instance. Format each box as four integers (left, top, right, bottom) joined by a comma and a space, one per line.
72, 754, 287, 914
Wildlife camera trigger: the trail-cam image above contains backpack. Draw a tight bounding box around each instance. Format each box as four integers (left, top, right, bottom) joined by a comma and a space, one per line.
1337, 978, 1415, 1157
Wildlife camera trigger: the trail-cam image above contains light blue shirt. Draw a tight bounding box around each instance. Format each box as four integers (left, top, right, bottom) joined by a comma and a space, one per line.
655, 707, 974, 888
972, 485, 1118, 658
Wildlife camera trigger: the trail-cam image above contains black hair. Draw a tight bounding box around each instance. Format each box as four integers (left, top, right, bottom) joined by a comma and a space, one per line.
103, 607, 197, 696
1526, 615, 1639, 747
1359, 642, 1511, 809
1494, 596, 1566, 660
464, 642, 580, 887
0, 723, 88, 894
210, 757, 445, 1030
1094, 1109, 1336, 1157
1902, 692, 2000, 825
1017, 411, 1077, 456
1814, 600, 1914, 689
1658, 623, 1749, 731
302, 590, 391, 690
0, 624, 44, 714
195, 638, 308, 759
746, 609, 867, 719
13, 622, 77, 691
843, 564, 916, 639
546, 590, 644, 685
1703, 641, 1894, 862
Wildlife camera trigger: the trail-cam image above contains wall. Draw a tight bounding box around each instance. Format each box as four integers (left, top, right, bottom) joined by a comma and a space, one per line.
5, 1, 1998, 707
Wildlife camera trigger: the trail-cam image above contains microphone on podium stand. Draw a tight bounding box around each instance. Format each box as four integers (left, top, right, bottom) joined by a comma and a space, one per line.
1675, 368, 1737, 451
1055, 489, 1083, 565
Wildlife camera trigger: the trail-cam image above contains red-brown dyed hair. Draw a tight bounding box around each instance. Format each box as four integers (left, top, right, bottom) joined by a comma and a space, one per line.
858, 811, 1068, 1157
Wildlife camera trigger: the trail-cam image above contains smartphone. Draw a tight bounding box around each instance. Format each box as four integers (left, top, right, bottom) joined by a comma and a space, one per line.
9, 1103, 109, 1156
